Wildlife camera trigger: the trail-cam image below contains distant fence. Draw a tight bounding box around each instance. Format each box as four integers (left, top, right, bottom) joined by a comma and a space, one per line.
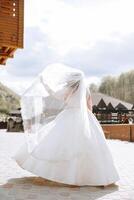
94, 109, 134, 124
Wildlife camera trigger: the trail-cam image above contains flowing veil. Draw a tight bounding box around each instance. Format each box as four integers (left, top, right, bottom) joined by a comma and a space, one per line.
14, 63, 119, 186
21, 63, 89, 153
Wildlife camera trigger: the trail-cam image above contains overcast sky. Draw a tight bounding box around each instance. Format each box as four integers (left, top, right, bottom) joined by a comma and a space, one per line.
0, 0, 134, 94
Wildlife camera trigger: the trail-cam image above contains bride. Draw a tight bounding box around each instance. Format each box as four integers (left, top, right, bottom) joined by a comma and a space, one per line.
12, 63, 119, 186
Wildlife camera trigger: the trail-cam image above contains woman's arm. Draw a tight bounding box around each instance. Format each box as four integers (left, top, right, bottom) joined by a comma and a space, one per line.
40, 76, 77, 102
86, 87, 93, 112
40, 76, 55, 96
87, 95, 93, 112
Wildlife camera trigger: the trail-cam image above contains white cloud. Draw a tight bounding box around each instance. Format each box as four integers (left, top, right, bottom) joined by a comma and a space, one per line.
25, 0, 134, 55
1, 0, 134, 93
0, 68, 34, 95
85, 76, 101, 86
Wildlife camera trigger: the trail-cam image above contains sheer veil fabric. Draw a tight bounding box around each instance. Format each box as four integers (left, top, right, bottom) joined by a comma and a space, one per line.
13, 63, 119, 186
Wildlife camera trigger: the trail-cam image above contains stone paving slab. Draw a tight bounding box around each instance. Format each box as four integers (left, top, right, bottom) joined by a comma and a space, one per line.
0, 130, 134, 200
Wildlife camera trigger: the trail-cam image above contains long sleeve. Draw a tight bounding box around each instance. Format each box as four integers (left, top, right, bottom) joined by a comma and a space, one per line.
40, 76, 77, 103
40, 77, 55, 96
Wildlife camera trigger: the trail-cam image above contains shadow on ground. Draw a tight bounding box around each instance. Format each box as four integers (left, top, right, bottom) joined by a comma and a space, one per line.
0, 176, 119, 200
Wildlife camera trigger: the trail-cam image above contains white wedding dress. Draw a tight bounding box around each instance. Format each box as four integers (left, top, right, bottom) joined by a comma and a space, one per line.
12, 64, 119, 186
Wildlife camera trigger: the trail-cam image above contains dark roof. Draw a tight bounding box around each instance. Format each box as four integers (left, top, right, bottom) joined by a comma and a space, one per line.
97, 98, 107, 109
115, 103, 128, 110
107, 102, 115, 111
91, 92, 133, 110
92, 105, 98, 112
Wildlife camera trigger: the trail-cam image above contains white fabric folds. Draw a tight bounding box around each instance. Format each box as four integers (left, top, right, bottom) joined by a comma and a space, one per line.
13, 63, 119, 186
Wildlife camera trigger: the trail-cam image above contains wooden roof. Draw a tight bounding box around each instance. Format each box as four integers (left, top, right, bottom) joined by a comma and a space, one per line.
0, 0, 24, 65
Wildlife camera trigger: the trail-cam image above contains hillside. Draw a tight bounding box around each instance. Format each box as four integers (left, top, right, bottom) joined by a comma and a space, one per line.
0, 82, 20, 115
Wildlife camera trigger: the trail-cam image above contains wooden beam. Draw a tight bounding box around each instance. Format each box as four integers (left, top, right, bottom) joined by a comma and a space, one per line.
18, 0, 24, 48
0, 47, 16, 65
0, 58, 6, 65
0, 53, 13, 58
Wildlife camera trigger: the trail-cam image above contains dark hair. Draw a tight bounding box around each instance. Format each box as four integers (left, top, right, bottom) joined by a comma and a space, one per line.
69, 80, 80, 94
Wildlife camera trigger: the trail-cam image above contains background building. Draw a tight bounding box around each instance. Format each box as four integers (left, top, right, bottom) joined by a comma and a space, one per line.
91, 92, 134, 124
0, 0, 24, 65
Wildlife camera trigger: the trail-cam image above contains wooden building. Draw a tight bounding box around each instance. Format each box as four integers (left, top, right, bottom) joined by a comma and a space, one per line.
0, 0, 24, 65
7, 108, 23, 132
91, 92, 134, 124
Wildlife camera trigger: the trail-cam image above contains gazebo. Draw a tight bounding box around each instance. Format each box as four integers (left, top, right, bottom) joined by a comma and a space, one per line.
0, 0, 24, 65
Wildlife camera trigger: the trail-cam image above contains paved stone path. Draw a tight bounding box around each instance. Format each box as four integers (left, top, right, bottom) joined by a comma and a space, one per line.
0, 130, 134, 200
